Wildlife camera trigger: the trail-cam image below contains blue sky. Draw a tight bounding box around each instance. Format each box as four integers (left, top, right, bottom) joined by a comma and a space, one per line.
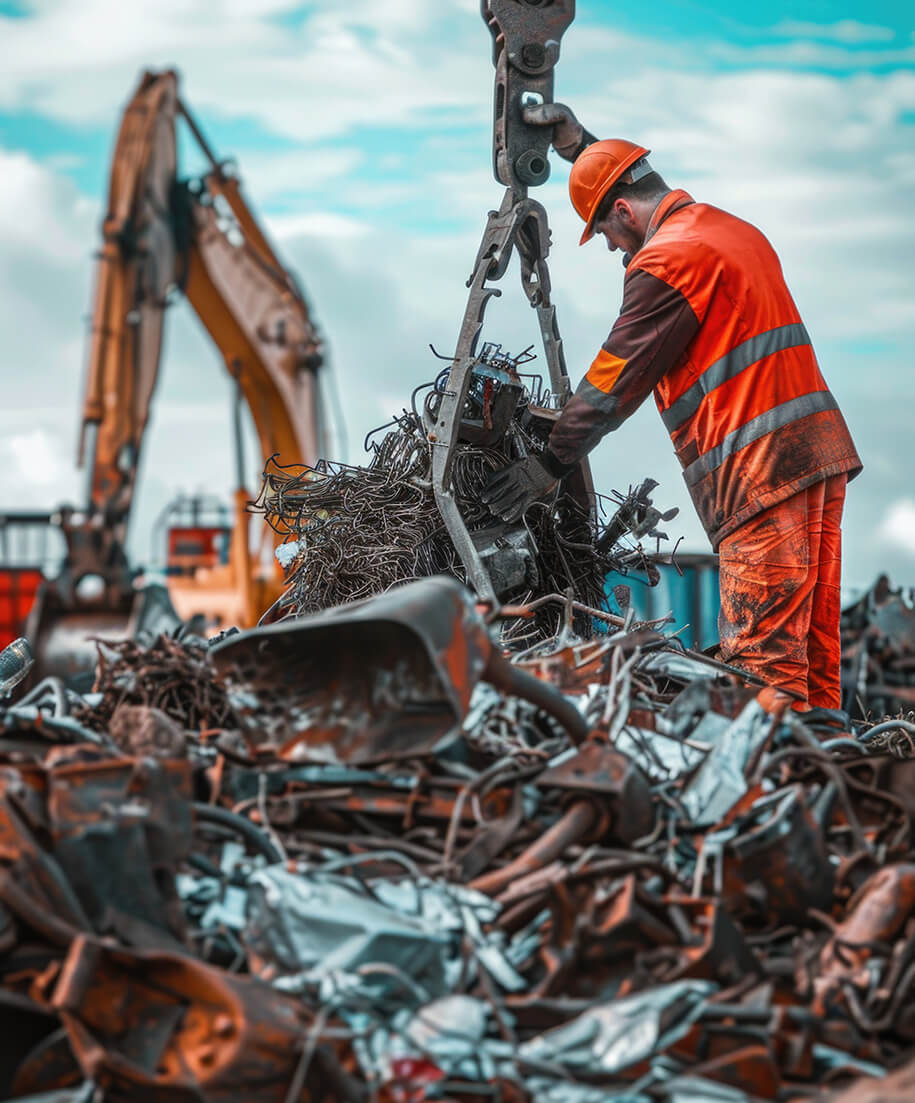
0, 0, 913, 586
594, 0, 911, 50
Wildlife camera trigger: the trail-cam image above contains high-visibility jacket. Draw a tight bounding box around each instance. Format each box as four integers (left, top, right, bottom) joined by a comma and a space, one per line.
547, 190, 862, 547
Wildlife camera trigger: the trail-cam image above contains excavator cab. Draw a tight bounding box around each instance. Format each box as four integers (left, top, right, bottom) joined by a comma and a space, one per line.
155, 494, 232, 576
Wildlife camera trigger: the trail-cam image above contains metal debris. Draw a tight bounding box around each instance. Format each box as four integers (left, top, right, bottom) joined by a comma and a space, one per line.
251, 360, 667, 644
1, 576, 914, 1101
72, 631, 239, 737
0, 637, 34, 696
842, 574, 915, 723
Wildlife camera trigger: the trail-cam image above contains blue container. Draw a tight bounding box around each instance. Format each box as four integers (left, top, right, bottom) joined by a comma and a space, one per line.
605, 553, 721, 651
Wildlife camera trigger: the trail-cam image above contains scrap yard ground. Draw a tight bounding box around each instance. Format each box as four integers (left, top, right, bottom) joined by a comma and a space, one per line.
2, 575, 915, 1100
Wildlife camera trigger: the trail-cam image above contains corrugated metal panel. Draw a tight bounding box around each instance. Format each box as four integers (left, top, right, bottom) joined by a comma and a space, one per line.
605, 554, 720, 650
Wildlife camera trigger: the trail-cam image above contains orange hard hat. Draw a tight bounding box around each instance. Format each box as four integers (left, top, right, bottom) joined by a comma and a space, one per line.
569, 138, 651, 245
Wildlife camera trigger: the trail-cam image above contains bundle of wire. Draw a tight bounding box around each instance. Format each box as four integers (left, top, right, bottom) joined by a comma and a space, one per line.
251, 375, 660, 644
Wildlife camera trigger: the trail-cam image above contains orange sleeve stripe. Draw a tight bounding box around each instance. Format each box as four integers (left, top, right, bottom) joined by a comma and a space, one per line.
586, 348, 628, 394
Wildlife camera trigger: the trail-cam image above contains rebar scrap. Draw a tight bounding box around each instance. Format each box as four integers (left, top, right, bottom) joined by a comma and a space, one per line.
252, 401, 662, 643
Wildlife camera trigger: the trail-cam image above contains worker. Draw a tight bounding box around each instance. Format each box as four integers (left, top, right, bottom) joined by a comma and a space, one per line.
482, 104, 862, 710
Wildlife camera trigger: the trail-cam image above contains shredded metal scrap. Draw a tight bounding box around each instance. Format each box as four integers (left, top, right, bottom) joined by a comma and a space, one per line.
842, 574, 915, 726
1, 577, 915, 1101
72, 632, 240, 737
252, 364, 669, 643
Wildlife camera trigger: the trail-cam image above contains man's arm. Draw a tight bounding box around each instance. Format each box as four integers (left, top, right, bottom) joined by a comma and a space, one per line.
548, 268, 701, 469
482, 267, 699, 522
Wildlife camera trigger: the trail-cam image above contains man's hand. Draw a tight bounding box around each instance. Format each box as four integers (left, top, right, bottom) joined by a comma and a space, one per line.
522, 102, 594, 162
481, 454, 559, 522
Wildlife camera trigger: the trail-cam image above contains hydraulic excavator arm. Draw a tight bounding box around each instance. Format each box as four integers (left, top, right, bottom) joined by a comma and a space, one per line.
79, 69, 325, 546
78, 72, 178, 550
177, 108, 325, 482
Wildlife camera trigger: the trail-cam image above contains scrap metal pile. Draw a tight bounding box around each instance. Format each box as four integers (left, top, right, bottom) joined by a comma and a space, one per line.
253, 348, 672, 643
2, 575, 915, 1101
841, 575, 915, 729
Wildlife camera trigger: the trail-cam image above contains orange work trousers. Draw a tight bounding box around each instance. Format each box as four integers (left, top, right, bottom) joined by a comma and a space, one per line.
717, 474, 847, 709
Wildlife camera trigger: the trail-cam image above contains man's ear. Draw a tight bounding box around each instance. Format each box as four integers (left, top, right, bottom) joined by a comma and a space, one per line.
615, 199, 635, 225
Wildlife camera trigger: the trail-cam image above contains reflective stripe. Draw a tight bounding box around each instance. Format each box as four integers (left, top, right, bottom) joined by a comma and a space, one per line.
586, 348, 628, 393
661, 323, 811, 433
682, 390, 838, 487
575, 377, 620, 415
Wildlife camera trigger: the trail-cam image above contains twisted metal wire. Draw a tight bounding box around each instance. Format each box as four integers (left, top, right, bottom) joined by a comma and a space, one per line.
251, 398, 657, 641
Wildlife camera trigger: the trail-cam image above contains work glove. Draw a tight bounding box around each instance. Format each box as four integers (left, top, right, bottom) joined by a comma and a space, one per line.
522, 102, 596, 162
481, 454, 559, 522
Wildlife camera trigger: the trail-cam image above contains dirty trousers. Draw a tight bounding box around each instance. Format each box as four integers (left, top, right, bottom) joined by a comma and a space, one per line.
717, 474, 847, 709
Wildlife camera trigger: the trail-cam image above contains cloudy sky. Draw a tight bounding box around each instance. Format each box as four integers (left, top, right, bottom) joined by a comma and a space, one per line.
0, 0, 912, 589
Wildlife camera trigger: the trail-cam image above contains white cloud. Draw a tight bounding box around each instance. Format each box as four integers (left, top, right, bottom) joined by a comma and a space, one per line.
879, 500, 915, 557
773, 20, 896, 44
238, 148, 364, 204
3, 429, 76, 491
0, 0, 492, 140
0, 149, 91, 261
715, 39, 915, 70
0, 149, 95, 457
266, 210, 370, 241
0, 422, 81, 510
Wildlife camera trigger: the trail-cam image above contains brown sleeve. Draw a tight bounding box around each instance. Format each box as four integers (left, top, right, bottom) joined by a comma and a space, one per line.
548, 267, 700, 467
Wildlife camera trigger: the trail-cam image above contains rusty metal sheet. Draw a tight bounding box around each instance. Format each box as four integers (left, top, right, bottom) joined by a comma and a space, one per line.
210, 576, 491, 763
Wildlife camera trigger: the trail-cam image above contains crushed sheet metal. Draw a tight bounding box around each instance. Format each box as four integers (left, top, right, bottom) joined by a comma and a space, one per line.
1, 571, 915, 1101
519, 981, 714, 1073
679, 697, 775, 824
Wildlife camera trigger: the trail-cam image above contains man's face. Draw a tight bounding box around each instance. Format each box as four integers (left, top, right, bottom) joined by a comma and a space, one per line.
595, 200, 643, 264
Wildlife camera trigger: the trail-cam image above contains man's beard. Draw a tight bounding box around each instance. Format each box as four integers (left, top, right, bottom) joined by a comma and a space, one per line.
621, 228, 646, 267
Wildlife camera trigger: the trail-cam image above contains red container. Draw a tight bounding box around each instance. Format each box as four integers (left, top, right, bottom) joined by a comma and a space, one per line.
0, 568, 43, 648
